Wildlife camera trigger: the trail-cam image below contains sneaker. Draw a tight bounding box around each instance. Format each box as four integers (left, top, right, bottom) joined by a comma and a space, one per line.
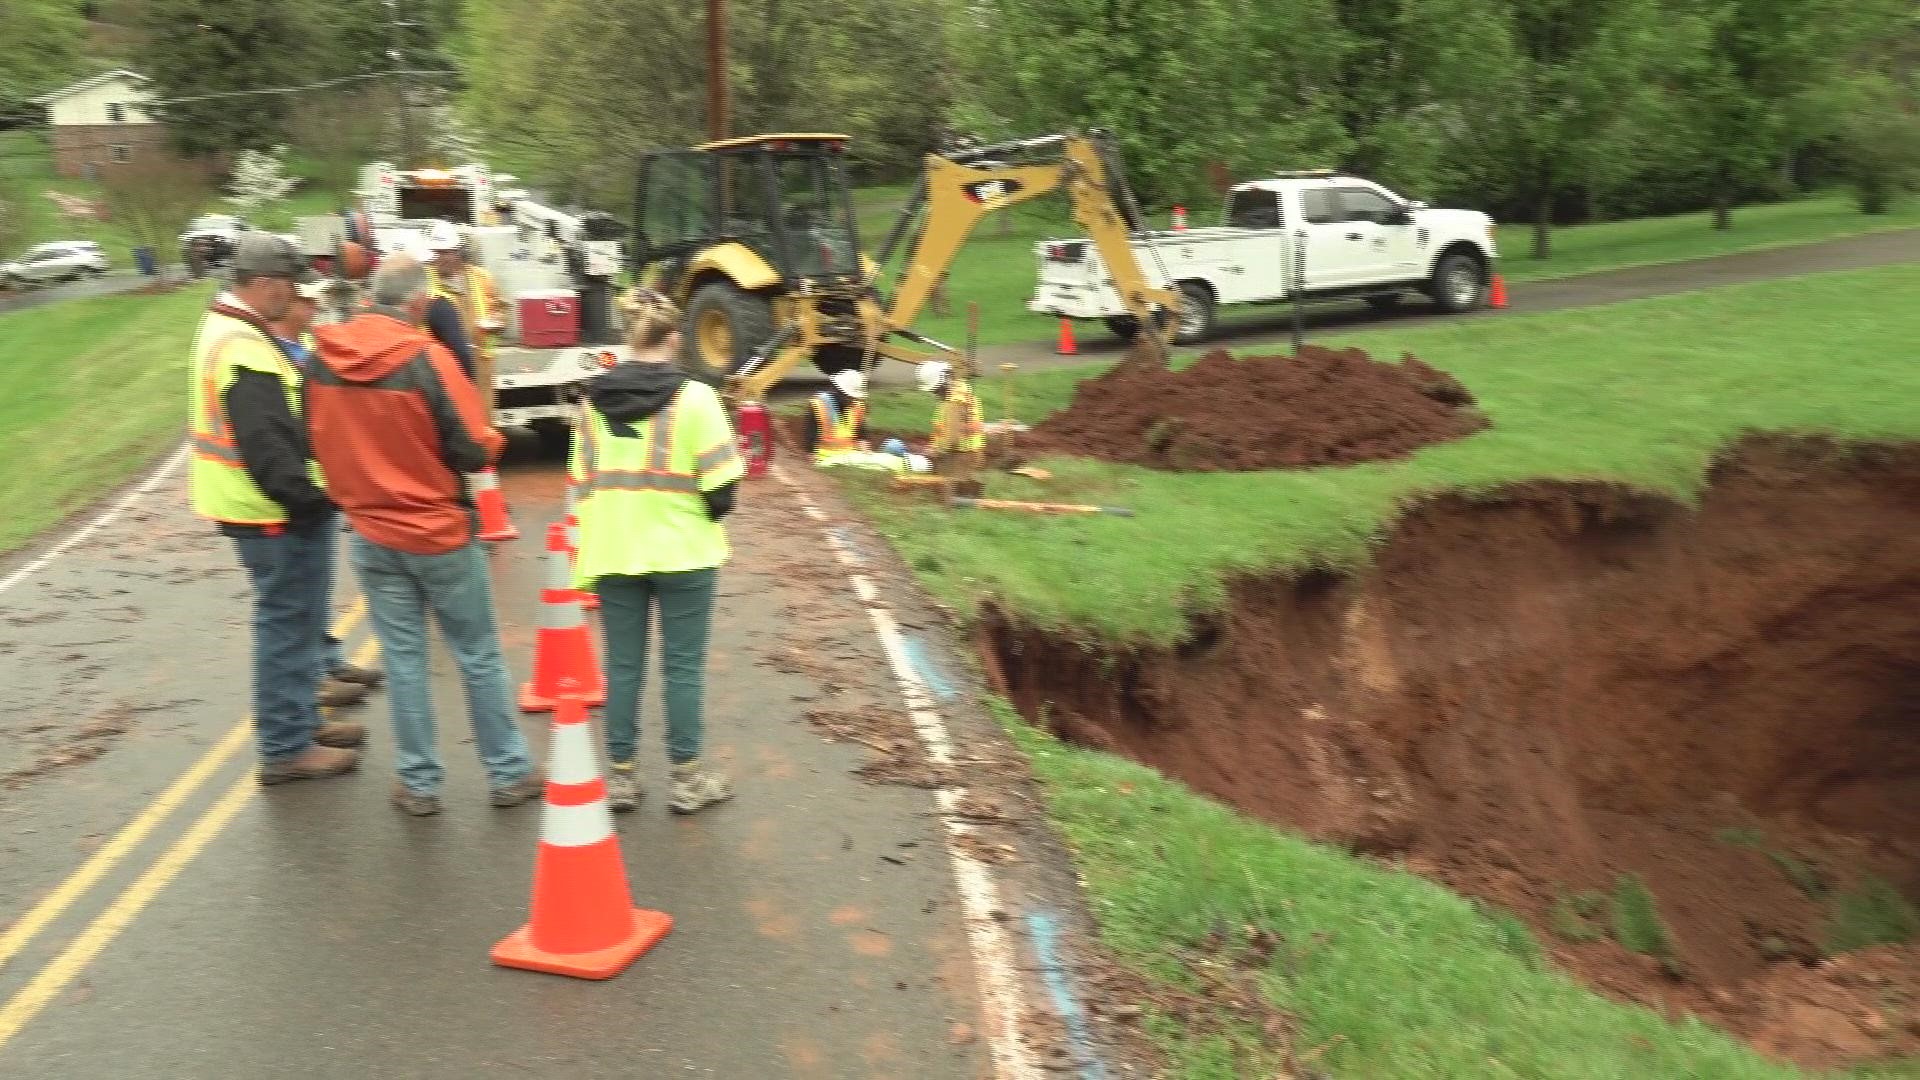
259, 745, 360, 785
329, 662, 385, 688
489, 768, 545, 808
317, 678, 369, 708
391, 782, 443, 817
313, 719, 367, 748
607, 765, 643, 813
669, 760, 732, 815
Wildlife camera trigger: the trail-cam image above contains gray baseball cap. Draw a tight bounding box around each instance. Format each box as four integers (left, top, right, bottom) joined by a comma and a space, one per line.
230, 232, 315, 284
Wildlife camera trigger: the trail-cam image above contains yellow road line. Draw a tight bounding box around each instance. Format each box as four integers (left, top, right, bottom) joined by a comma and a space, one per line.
0, 634, 383, 1050
0, 600, 366, 973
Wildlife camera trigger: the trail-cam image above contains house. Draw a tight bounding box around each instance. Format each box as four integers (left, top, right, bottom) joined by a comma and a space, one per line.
31, 70, 171, 178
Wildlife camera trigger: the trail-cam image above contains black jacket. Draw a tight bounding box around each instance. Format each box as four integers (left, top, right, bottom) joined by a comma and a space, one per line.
586, 363, 737, 521
424, 295, 478, 382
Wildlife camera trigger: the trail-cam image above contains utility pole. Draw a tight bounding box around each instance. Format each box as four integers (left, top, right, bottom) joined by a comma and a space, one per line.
707, 0, 729, 142
384, 0, 416, 166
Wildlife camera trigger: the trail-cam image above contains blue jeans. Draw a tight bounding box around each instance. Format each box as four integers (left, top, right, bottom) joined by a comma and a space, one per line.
317, 515, 345, 678
232, 522, 333, 762
350, 535, 534, 796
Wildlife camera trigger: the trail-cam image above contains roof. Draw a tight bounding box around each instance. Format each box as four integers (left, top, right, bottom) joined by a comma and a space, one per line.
695, 133, 851, 153
30, 70, 152, 106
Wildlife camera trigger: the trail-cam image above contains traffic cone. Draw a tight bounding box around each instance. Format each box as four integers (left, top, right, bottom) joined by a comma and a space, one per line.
492, 698, 674, 980
1055, 319, 1078, 356
519, 523, 605, 712
1171, 205, 1188, 231
1489, 273, 1509, 310
469, 468, 519, 542
562, 483, 598, 610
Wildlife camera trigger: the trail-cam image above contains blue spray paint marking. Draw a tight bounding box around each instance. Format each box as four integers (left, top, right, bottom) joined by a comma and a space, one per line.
1027, 911, 1110, 1080
830, 525, 864, 561
899, 633, 958, 701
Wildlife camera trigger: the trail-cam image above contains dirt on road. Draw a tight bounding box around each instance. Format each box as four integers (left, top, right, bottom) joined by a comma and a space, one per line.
1022, 345, 1485, 471
986, 435, 1920, 1071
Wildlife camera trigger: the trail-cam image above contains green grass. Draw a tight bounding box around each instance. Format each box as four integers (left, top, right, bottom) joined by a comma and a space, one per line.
1611, 874, 1679, 969
0, 282, 217, 555
0, 130, 339, 267
843, 263, 1920, 644
842, 184, 1920, 352
993, 701, 1914, 1078
1495, 194, 1920, 284
1825, 878, 1920, 956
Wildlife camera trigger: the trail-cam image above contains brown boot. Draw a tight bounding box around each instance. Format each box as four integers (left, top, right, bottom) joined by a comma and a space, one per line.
259, 745, 361, 785
313, 719, 367, 748
318, 678, 369, 708
330, 662, 385, 688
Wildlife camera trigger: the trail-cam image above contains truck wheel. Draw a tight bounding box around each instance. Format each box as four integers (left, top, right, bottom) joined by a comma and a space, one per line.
1170, 281, 1214, 346
683, 280, 775, 381
1104, 316, 1143, 342
1430, 251, 1486, 313
530, 418, 571, 458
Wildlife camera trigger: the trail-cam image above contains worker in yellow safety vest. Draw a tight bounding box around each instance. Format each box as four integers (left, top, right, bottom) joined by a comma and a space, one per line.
802, 368, 904, 472
423, 220, 506, 411
187, 233, 365, 785
916, 360, 986, 479
571, 288, 743, 815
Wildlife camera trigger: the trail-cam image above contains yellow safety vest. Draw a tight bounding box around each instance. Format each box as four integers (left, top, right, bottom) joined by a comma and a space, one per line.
427, 264, 499, 348
570, 380, 744, 582
930, 379, 985, 454
187, 307, 322, 525
810, 392, 866, 463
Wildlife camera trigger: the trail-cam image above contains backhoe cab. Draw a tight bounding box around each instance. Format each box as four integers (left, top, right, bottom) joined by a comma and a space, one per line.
633, 130, 1180, 403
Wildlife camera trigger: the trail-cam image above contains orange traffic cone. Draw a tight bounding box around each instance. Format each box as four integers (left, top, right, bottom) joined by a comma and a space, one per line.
1488, 274, 1509, 310
563, 483, 598, 610
1056, 318, 1078, 356
470, 468, 519, 542
519, 523, 606, 712
492, 698, 674, 979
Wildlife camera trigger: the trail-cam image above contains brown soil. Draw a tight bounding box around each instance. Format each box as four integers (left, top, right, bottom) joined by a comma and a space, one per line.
1021, 345, 1486, 471
985, 435, 1920, 1071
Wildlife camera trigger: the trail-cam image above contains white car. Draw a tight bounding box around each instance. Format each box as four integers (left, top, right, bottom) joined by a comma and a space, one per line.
1031, 172, 1500, 344
1, 241, 111, 286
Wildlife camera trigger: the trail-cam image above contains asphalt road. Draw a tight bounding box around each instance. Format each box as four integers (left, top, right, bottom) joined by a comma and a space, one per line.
0, 269, 185, 316
0, 447, 1041, 1079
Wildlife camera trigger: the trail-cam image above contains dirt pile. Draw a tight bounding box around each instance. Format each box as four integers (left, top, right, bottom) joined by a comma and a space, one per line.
986, 436, 1920, 1071
1023, 345, 1486, 471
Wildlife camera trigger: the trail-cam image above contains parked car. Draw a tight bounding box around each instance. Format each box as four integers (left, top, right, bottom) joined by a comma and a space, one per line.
1031, 172, 1499, 344
179, 215, 250, 277
0, 241, 111, 287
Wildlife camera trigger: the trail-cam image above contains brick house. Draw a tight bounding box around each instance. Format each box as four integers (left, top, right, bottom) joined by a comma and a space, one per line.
32, 70, 173, 179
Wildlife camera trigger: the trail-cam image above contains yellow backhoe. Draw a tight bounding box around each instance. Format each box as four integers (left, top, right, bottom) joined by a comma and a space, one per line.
631, 130, 1182, 401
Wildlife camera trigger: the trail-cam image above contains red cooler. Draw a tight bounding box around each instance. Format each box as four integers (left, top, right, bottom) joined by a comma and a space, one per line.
517, 290, 580, 347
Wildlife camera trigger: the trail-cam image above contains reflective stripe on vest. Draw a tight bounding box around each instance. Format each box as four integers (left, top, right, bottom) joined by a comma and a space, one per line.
573, 384, 740, 580
811, 392, 864, 460
186, 311, 316, 525
931, 380, 985, 454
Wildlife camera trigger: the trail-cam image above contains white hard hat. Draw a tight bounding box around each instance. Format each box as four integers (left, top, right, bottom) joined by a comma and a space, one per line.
915, 361, 951, 394
425, 220, 464, 252
828, 368, 867, 400
294, 279, 330, 302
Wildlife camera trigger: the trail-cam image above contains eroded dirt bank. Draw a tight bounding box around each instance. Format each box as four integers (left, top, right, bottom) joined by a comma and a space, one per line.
987, 436, 1920, 1069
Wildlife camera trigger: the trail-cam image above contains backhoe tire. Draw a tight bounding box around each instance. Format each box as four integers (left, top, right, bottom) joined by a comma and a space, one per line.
683, 280, 775, 382
1429, 250, 1486, 313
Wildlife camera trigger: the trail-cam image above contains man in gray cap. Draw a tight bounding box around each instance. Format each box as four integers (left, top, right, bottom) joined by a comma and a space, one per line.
187, 233, 365, 785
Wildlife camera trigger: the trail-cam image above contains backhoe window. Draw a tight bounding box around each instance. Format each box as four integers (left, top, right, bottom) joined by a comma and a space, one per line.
637, 151, 717, 259
774, 154, 858, 279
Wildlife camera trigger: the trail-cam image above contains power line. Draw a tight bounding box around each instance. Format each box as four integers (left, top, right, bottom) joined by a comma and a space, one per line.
144, 69, 455, 108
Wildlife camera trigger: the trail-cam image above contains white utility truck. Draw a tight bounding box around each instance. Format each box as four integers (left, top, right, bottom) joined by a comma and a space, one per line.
302, 163, 626, 446
1030, 172, 1499, 344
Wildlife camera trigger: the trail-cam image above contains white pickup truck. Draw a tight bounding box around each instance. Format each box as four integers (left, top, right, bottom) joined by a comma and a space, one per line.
1030, 173, 1499, 344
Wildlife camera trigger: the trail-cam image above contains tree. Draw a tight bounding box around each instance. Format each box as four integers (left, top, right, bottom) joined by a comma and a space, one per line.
136, 0, 319, 154
226, 146, 300, 216
99, 157, 215, 281
287, 84, 398, 207
1831, 73, 1920, 213
0, 0, 85, 103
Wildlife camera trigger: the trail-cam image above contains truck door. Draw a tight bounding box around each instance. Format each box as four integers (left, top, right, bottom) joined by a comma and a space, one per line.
1296, 186, 1361, 289
1211, 188, 1284, 304
1336, 186, 1421, 284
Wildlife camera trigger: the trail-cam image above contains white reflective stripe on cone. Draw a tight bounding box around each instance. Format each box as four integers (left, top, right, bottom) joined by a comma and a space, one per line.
468, 470, 499, 492
543, 596, 585, 630
545, 541, 571, 587
542, 799, 615, 848
548, 720, 598, 785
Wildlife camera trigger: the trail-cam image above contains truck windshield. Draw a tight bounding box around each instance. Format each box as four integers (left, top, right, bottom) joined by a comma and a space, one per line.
398, 186, 473, 223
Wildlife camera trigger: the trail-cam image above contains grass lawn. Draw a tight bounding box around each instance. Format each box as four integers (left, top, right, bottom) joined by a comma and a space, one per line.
845, 185, 1920, 352
998, 701, 1915, 1078
0, 282, 216, 556
843, 262, 1920, 644
0, 130, 340, 269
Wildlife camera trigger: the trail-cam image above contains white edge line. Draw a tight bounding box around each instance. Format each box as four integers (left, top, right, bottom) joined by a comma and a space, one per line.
771, 464, 1045, 1080
0, 443, 189, 597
